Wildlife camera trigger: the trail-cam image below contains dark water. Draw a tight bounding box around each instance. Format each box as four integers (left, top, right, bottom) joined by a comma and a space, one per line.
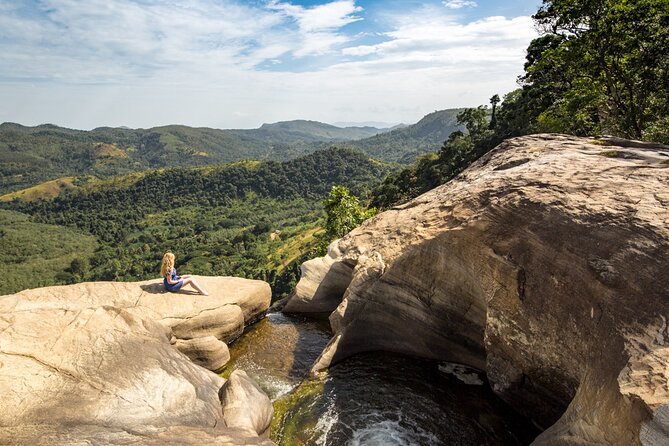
225, 312, 539, 446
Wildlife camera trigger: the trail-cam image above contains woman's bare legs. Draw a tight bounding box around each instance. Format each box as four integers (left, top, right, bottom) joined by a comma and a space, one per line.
181, 278, 208, 295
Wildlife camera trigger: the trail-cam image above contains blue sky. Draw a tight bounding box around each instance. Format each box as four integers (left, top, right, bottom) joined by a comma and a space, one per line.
0, 0, 542, 129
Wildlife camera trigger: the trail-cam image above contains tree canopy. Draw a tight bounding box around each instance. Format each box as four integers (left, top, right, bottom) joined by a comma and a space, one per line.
317, 186, 376, 254
525, 0, 669, 140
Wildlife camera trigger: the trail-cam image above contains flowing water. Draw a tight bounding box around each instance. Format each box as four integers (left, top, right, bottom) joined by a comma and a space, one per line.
223, 312, 539, 446
221, 311, 332, 400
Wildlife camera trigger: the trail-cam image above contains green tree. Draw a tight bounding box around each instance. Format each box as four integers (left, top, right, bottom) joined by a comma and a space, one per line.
317, 186, 376, 254
69, 258, 89, 279
526, 0, 669, 139
489, 94, 501, 129
440, 106, 493, 163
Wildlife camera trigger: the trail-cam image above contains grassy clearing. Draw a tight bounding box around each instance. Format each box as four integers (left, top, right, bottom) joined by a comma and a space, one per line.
0, 177, 77, 202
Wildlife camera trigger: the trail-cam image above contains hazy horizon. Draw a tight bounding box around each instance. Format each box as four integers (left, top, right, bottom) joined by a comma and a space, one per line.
0, 116, 407, 131
1, 0, 541, 130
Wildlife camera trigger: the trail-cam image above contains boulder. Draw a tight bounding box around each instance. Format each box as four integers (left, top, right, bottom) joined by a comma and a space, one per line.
5, 275, 271, 328
0, 276, 274, 445
4, 276, 270, 372
282, 242, 354, 314
221, 370, 274, 437
284, 134, 669, 445
174, 336, 231, 373
171, 305, 245, 343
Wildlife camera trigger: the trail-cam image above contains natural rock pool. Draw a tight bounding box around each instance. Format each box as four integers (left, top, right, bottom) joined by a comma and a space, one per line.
223, 312, 539, 445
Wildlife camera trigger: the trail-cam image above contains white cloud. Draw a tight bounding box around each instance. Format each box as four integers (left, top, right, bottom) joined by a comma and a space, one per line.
267, 0, 363, 56
443, 0, 478, 9
0, 0, 289, 83
268, 0, 362, 32
0, 1, 539, 129
0, 0, 364, 84
341, 11, 536, 74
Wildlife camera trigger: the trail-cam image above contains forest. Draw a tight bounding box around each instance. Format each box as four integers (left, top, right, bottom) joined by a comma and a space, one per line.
1, 147, 391, 296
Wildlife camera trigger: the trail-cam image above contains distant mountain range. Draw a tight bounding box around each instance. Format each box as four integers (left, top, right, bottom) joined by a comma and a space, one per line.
0, 108, 463, 194
333, 121, 406, 129
341, 109, 464, 163
231, 120, 388, 144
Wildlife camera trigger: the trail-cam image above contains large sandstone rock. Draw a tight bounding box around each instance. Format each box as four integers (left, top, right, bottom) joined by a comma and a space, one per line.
174, 336, 231, 373
283, 243, 354, 314
0, 276, 274, 445
171, 305, 245, 343
284, 134, 669, 445
3, 276, 270, 369
0, 424, 276, 445
221, 370, 274, 437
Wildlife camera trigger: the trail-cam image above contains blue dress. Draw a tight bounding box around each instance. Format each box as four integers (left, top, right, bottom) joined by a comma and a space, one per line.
164, 267, 183, 292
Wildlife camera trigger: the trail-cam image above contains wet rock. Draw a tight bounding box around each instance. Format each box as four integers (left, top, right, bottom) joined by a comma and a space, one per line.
0, 424, 276, 445
285, 134, 669, 445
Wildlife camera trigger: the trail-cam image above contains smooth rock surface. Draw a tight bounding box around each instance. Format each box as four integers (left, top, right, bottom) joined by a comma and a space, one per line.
284, 134, 669, 445
0, 276, 274, 445
171, 305, 245, 343
283, 243, 354, 314
174, 336, 231, 373
221, 370, 274, 436
0, 425, 276, 446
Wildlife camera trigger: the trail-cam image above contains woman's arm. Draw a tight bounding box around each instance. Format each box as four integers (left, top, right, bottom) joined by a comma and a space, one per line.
166, 268, 182, 285
165, 275, 181, 285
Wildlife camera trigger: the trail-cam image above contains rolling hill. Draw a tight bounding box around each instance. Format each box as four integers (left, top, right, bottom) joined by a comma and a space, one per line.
230, 120, 387, 143
0, 121, 389, 194
343, 108, 464, 162
0, 109, 463, 194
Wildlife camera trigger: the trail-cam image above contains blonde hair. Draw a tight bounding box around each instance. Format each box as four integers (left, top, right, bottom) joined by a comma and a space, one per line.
160, 252, 175, 277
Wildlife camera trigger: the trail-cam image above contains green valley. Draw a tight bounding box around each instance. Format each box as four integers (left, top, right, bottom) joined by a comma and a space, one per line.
1, 147, 391, 297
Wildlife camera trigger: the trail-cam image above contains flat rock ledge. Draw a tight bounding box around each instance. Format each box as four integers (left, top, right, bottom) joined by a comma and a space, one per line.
283, 134, 669, 445
0, 276, 274, 445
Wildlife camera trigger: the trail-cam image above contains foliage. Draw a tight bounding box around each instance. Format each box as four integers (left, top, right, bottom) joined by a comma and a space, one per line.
0, 209, 97, 295
2, 147, 390, 299
489, 94, 501, 129
524, 0, 669, 139
316, 186, 376, 254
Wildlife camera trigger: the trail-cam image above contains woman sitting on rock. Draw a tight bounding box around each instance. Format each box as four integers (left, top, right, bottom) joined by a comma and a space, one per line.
160, 252, 208, 295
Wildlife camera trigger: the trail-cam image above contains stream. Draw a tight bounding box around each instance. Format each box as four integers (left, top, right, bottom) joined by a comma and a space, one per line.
223, 312, 539, 446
